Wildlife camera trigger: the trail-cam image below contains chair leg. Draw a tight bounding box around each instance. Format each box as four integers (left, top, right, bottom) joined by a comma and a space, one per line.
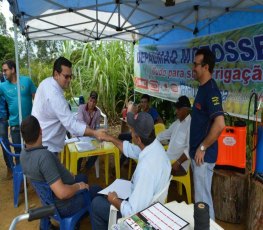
184, 180, 192, 204
13, 172, 23, 208
177, 182, 183, 196
95, 157, 100, 178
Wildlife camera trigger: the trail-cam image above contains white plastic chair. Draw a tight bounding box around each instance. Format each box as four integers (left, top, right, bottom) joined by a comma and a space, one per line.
108, 176, 172, 230
96, 106, 108, 129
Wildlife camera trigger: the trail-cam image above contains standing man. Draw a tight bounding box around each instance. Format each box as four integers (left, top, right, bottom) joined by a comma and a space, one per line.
157, 95, 191, 176
1, 60, 37, 154
190, 48, 225, 220
32, 57, 104, 154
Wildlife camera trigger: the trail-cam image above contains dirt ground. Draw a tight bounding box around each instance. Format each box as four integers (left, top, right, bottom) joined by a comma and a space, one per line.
0, 124, 246, 230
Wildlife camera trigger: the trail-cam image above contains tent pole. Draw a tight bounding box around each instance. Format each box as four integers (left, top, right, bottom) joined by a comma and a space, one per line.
26, 40, 32, 78
14, 23, 29, 213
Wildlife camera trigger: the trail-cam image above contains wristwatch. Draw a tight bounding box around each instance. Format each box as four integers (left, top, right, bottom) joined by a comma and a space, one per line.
200, 144, 206, 151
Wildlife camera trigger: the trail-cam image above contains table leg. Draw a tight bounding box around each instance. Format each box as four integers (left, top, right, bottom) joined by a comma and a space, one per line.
105, 155, 109, 185
114, 148, 120, 179
65, 145, 70, 170
69, 152, 78, 175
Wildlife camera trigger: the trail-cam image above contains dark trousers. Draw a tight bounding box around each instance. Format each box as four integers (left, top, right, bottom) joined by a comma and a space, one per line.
10, 125, 22, 164
0, 120, 13, 168
91, 195, 122, 230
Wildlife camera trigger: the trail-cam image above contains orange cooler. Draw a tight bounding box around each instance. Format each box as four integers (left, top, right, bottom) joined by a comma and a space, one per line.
216, 126, 247, 169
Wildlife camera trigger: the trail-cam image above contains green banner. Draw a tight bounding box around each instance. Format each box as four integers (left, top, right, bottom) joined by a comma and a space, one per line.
134, 23, 263, 118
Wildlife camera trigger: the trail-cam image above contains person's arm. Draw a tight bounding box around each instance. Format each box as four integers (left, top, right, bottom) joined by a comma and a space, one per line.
50, 178, 89, 200
195, 115, 225, 165
157, 122, 174, 141
172, 153, 188, 172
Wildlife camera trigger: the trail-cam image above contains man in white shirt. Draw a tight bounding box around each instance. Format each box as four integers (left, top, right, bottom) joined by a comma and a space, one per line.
91, 111, 171, 230
157, 95, 191, 176
32, 57, 104, 153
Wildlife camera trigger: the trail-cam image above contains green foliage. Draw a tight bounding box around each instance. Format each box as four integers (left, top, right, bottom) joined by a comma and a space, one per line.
72, 41, 134, 121
0, 12, 7, 35
0, 35, 14, 64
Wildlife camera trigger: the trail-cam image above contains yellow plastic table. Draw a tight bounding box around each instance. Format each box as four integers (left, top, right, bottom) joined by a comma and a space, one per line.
64, 141, 120, 185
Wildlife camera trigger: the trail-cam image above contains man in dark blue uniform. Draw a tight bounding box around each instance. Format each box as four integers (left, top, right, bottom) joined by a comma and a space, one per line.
190, 48, 225, 220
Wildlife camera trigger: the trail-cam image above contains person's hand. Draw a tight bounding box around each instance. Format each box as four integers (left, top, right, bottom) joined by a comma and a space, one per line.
94, 129, 107, 140
107, 191, 118, 203
77, 182, 89, 190
194, 149, 205, 166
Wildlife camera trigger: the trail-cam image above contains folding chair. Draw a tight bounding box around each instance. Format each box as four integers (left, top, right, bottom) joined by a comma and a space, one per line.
31, 180, 91, 230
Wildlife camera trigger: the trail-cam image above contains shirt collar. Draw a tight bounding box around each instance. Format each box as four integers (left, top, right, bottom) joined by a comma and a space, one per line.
51, 77, 64, 94
25, 145, 48, 152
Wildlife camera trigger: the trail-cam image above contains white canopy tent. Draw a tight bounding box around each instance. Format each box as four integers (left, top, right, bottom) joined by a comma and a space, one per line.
7, 0, 263, 42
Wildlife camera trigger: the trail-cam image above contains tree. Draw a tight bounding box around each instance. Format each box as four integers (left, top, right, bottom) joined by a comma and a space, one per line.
0, 35, 15, 64
0, 12, 7, 35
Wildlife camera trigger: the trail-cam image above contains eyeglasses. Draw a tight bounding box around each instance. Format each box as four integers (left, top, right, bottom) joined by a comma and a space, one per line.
60, 72, 73, 80
193, 62, 205, 67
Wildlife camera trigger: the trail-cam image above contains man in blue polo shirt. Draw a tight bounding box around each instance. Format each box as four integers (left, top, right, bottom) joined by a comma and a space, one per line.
1, 60, 37, 155
190, 48, 225, 220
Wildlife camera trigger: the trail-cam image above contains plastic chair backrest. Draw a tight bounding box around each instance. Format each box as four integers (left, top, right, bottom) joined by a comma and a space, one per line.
31, 180, 62, 220
154, 123, 165, 136
96, 106, 108, 128
0, 137, 20, 162
151, 175, 172, 204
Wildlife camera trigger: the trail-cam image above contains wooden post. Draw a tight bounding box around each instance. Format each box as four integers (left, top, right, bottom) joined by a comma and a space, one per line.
246, 177, 263, 230
212, 169, 249, 223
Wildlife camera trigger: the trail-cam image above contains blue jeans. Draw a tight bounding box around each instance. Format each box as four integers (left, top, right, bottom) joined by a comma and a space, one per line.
91, 195, 122, 230
10, 126, 22, 164
0, 120, 13, 168
191, 159, 215, 220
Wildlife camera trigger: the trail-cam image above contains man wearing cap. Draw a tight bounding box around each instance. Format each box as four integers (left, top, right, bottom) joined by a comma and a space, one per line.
190, 48, 225, 220
32, 57, 104, 154
157, 95, 191, 176
91, 110, 171, 230
77, 91, 101, 170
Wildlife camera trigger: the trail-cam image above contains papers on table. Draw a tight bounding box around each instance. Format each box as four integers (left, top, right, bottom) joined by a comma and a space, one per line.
124, 202, 189, 230
75, 141, 96, 152
78, 136, 96, 142
65, 137, 79, 144
98, 179, 132, 200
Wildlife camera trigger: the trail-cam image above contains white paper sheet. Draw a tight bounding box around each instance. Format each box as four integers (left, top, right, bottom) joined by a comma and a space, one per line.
98, 179, 132, 199
78, 136, 96, 142
65, 137, 79, 144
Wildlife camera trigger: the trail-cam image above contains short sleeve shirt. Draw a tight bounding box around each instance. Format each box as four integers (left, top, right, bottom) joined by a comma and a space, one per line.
189, 79, 224, 163
0, 76, 37, 126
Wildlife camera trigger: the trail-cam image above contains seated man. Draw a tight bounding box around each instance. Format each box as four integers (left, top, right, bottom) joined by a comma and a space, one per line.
157, 95, 191, 176
20, 115, 99, 229
77, 91, 101, 171
140, 94, 163, 124
91, 111, 171, 230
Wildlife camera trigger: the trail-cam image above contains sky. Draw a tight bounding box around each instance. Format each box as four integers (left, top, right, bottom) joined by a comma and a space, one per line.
1, 0, 14, 35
